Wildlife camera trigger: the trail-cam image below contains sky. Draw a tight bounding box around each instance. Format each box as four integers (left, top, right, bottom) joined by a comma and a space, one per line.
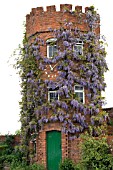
0, 0, 112, 134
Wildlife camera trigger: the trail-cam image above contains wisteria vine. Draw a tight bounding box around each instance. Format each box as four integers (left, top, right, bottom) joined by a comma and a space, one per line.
16, 6, 108, 158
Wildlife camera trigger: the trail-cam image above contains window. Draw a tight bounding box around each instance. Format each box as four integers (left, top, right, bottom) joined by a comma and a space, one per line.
73, 40, 83, 56
74, 85, 85, 103
47, 45, 57, 58
48, 90, 59, 102
46, 38, 57, 58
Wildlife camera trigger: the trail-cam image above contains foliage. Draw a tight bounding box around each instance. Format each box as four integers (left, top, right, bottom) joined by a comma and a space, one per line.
2, 134, 15, 155
0, 134, 15, 168
14, 6, 108, 160
76, 135, 113, 170
29, 163, 46, 170
59, 158, 76, 170
0, 144, 8, 156
0, 134, 24, 169
0, 135, 45, 170
15, 129, 21, 135
10, 161, 45, 170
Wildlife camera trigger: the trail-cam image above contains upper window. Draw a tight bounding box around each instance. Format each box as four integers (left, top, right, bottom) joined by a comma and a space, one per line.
47, 45, 57, 58
74, 85, 85, 103
46, 38, 58, 58
73, 40, 83, 56
48, 89, 59, 102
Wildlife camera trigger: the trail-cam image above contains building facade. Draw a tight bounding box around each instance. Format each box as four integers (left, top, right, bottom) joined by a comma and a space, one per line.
20, 4, 108, 170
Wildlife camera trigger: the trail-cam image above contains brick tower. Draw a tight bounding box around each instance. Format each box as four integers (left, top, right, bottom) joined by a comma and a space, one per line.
21, 4, 107, 169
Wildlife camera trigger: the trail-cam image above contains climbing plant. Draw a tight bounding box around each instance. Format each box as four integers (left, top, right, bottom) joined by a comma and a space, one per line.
15, 6, 108, 160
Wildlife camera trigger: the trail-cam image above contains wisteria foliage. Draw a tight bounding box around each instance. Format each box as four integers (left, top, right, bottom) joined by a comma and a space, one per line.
17, 6, 108, 149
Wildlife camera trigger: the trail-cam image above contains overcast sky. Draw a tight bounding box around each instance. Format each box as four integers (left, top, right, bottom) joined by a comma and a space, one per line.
0, 0, 112, 134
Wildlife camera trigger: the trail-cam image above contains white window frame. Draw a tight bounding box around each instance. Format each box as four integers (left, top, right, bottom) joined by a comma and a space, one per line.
48, 90, 59, 102
74, 85, 85, 104
47, 44, 57, 58
73, 40, 83, 56
46, 38, 57, 58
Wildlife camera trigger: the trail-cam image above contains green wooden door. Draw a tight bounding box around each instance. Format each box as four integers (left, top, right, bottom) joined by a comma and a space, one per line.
46, 131, 62, 170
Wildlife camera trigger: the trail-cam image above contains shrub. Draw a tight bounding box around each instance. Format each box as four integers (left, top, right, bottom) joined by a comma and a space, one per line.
77, 135, 113, 170
10, 161, 45, 170
59, 158, 75, 170
10, 160, 27, 170
29, 163, 46, 170
0, 134, 16, 168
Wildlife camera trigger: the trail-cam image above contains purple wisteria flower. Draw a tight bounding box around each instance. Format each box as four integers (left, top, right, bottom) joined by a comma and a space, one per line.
69, 136, 77, 140
42, 117, 48, 123
58, 115, 64, 122
63, 41, 69, 47
50, 116, 58, 122
95, 108, 99, 114
71, 99, 79, 108
61, 102, 68, 110
38, 119, 42, 125
27, 70, 33, 77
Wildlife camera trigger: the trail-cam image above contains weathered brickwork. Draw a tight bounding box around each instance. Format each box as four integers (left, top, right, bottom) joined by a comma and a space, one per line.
26, 5, 89, 38
24, 4, 101, 168
34, 123, 68, 166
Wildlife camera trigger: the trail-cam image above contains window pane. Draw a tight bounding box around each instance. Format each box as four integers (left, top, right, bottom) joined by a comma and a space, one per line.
74, 85, 84, 103
76, 92, 83, 103
49, 46, 53, 58
75, 85, 83, 91
53, 45, 57, 54
49, 91, 58, 102
48, 45, 57, 58
74, 44, 83, 55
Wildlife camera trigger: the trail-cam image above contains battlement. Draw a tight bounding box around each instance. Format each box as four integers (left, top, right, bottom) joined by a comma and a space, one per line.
27, 4, 89, 17
26, 4, 95, 38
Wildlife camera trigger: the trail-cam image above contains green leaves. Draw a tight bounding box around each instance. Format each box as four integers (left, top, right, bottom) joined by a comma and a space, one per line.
79, 136, 113, 170
59, 158, 76, 170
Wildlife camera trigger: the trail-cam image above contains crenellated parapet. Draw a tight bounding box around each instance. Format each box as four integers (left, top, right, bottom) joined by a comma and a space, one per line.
26, 4, 92, 38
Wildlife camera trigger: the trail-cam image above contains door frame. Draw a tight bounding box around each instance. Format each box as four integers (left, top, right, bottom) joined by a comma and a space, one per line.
36, 123, 68, 168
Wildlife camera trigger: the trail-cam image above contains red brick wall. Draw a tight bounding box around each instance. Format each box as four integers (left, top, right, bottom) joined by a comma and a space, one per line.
33, 123, 68, 167
31, 134, 113, 166
25, 4, 100, 168
69, 136, 113, 164
26, 4, 91, 38
68, 138, 82, 163
26, 4, 95, 103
